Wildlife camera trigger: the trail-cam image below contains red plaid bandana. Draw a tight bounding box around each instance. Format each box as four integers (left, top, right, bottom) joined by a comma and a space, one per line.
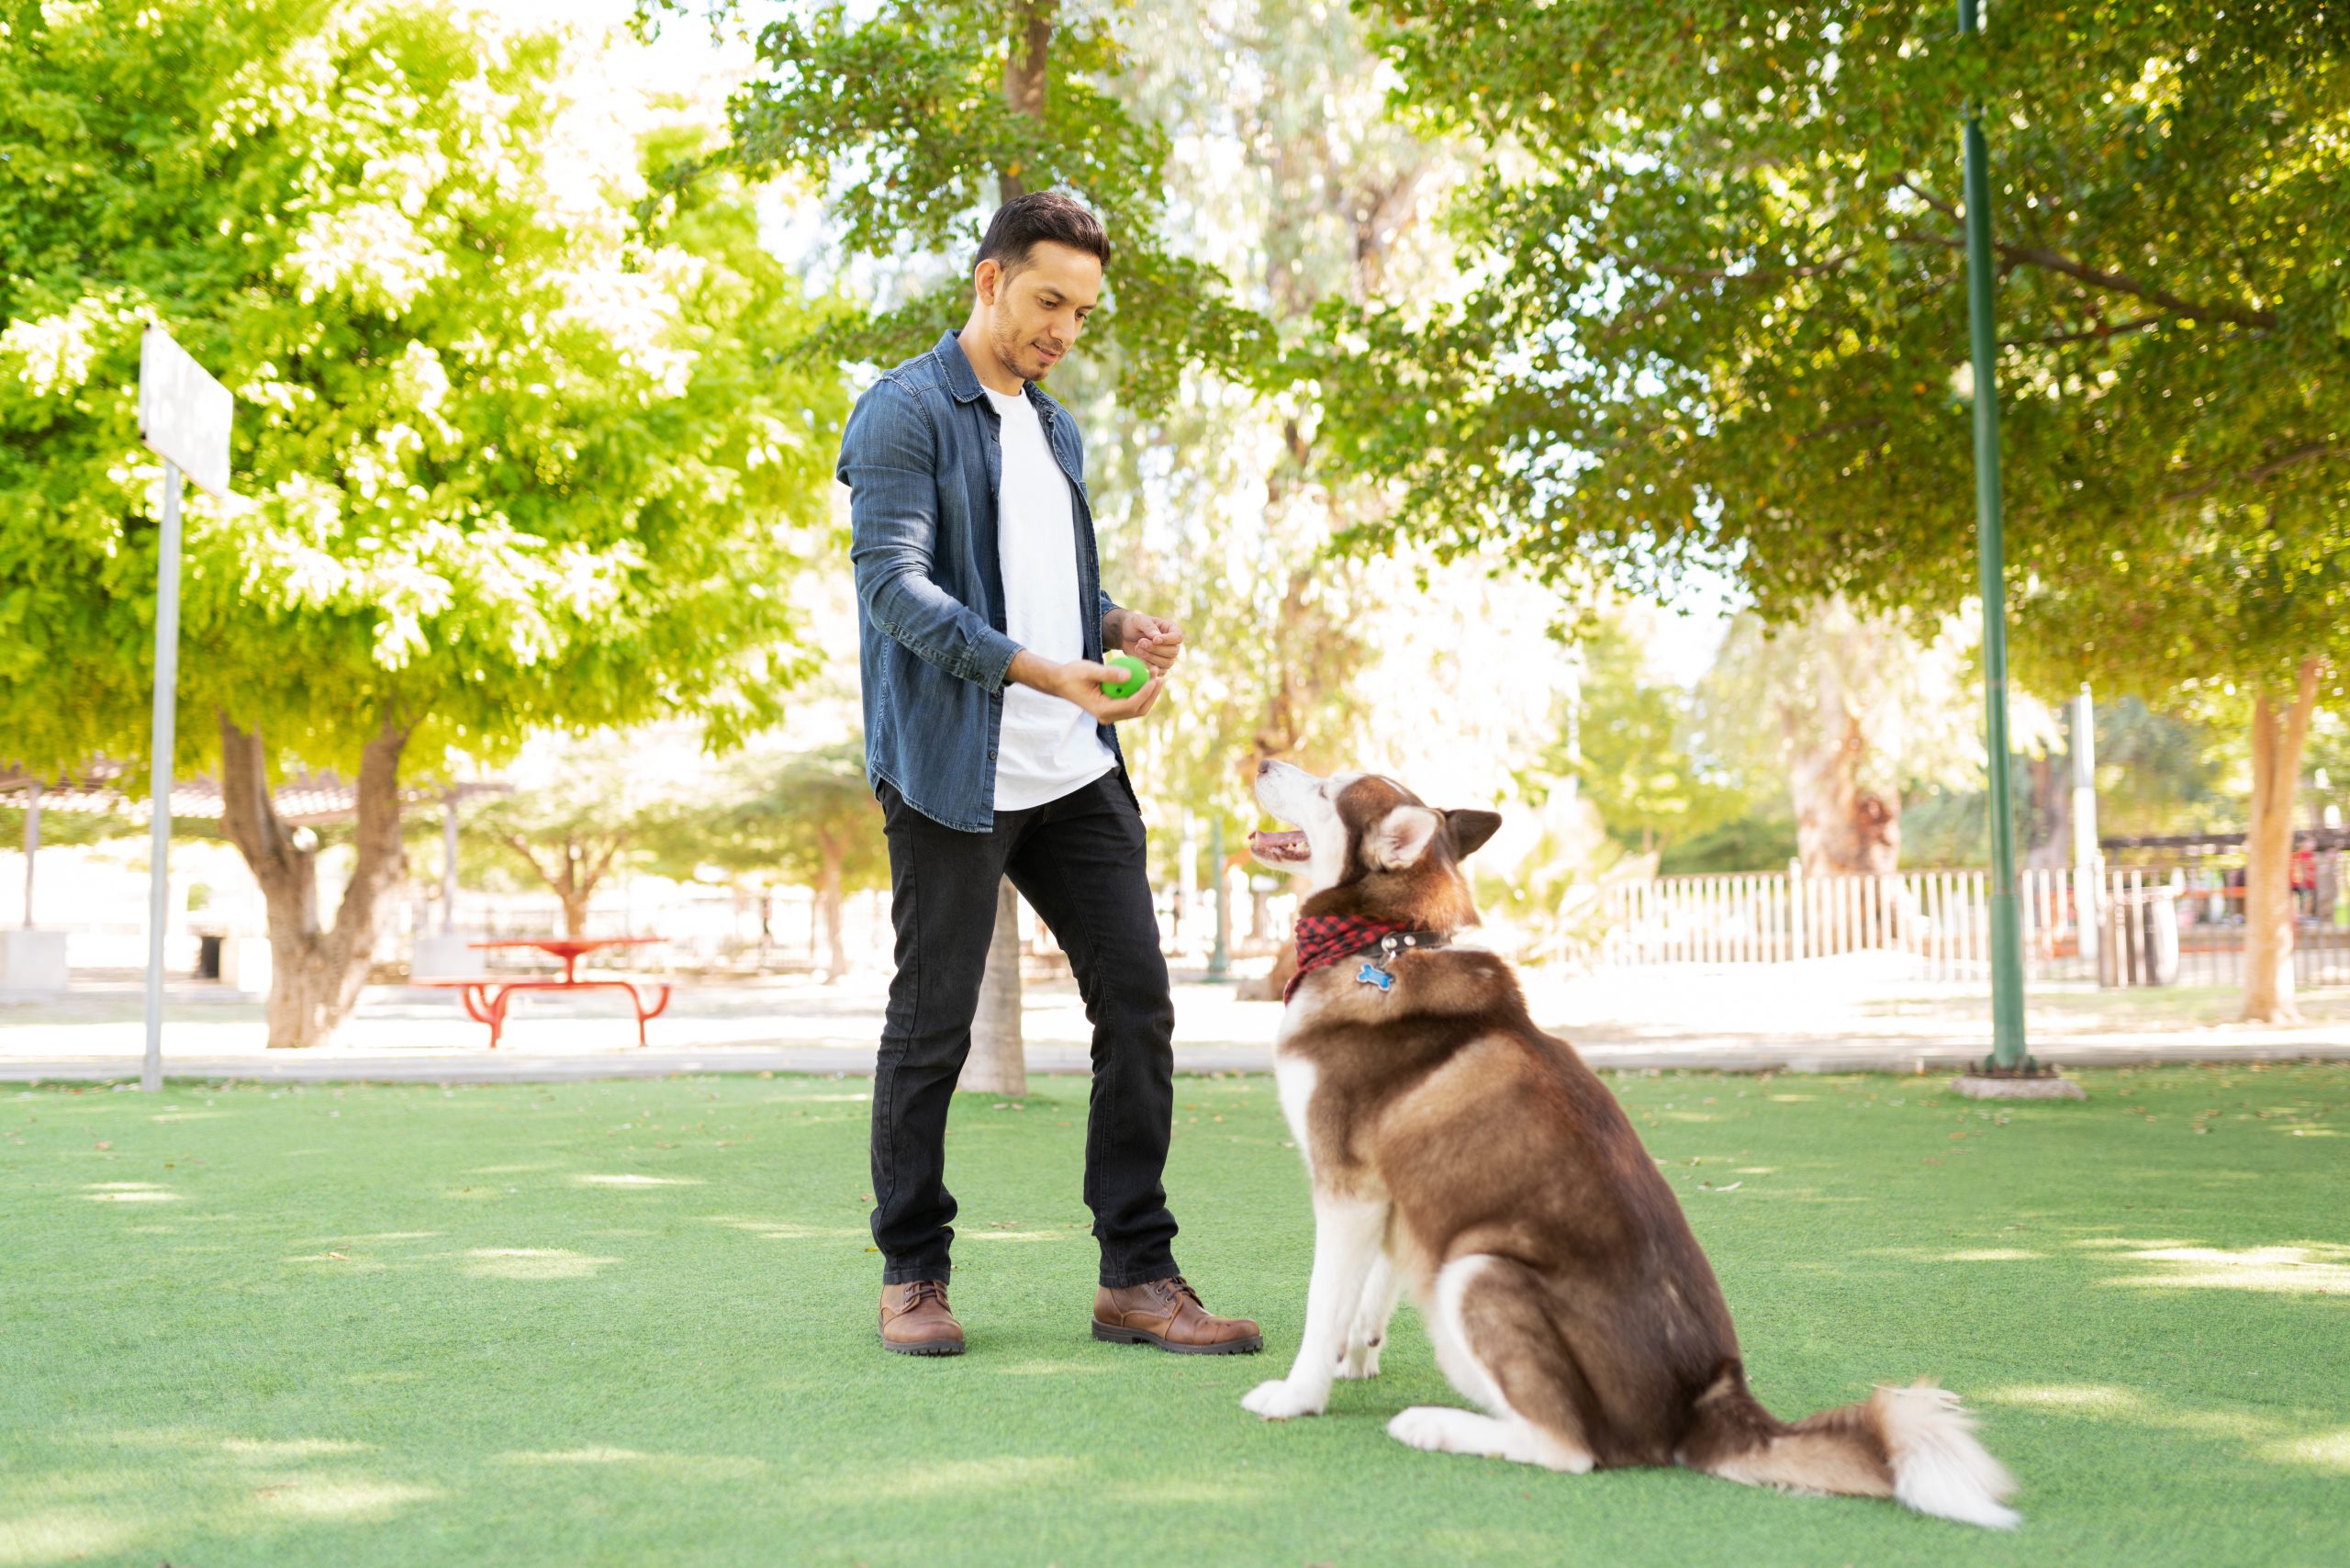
1285, 915, 1416, 1003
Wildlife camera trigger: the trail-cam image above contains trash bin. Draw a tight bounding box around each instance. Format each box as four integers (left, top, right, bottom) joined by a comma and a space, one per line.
2098, 890, 2179, 987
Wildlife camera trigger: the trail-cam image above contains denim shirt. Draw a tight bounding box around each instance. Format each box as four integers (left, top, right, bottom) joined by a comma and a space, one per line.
839, 330, 1124, 832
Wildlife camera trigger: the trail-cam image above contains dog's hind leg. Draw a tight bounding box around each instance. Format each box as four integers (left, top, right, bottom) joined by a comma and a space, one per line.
1389, 1254, 1595, 1473
1242, 1196, 1387, 1420
1337, 1250, 1402, 1380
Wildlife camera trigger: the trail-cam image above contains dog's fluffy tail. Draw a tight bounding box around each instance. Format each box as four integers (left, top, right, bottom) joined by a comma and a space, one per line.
1685, 1373, 2019, 1529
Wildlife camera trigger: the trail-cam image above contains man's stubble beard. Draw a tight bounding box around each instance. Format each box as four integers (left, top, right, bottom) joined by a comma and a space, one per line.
990, 313, 1052, 385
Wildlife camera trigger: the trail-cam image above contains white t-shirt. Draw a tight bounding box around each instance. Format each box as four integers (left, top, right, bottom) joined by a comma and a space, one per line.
984, 385, 1116, 811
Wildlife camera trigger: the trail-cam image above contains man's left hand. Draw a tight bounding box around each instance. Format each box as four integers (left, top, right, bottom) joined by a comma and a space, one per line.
1111, 610, 1185, 675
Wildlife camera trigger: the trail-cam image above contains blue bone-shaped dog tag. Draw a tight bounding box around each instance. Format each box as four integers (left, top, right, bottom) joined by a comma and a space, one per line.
1355, 960, 1394, 992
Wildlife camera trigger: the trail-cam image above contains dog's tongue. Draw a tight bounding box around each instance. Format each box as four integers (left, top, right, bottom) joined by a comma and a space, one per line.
1250, 829, 1308, 861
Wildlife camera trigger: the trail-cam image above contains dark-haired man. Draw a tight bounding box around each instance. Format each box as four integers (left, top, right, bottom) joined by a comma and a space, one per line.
837, 190, 1260, 1359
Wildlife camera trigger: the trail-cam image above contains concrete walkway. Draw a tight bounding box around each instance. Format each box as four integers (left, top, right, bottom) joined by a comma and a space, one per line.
7, 958, 2349, 1084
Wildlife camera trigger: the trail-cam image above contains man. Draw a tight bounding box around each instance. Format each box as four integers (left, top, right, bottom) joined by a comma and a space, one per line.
837, 190, 1260, 1359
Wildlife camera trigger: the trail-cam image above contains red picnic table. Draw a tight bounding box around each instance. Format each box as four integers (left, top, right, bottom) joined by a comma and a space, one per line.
419, 936, 672, 1049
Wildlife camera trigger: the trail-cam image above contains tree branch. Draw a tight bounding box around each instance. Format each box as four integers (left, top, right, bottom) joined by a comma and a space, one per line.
501, 833, 565, 896
998, 0, 1053, 198
2001, 314, 2163, 348
322, 718, 410, 973
2165, 441, 2340, 504
583, 834, 629, 897
1891, 181, 2277, 330
216, 713, 293, 881
1896, 176, 1964, 227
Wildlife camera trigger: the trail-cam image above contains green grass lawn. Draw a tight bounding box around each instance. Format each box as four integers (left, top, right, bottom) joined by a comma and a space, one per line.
3, 1064, 2344, 1568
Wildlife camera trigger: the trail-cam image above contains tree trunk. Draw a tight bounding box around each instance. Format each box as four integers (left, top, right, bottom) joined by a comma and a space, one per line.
817, 841, 848, 981
998, 0, 1055, 199
558, 875, 592, 940
957, 3, 1058, 1083
960, 879, 1028, 1095
2023, 752, 2073, 871
1786, 708, 1901, 875
2242, 658, 2322, 1022
500, 832, 621, 938
218, 711, 410, 1049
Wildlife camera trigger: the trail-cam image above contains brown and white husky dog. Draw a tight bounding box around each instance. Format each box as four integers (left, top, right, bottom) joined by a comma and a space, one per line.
1240, 760, 2019, 1529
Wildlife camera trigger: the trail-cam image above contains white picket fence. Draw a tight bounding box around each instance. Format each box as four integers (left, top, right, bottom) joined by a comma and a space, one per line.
1594, 867, 2096, 980
1593, 864, 2350, 988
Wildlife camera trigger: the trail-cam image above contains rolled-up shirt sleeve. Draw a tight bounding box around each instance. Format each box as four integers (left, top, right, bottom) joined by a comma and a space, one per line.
841, 378, 1023, 693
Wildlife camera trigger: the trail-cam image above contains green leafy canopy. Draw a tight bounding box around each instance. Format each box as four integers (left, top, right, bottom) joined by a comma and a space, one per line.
635, 0, 1279, 412
1313, 0, 2350, 700
0, 0, 846, 782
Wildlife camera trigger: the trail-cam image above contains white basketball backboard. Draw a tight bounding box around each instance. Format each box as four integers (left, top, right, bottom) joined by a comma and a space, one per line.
138, 324, 233, 498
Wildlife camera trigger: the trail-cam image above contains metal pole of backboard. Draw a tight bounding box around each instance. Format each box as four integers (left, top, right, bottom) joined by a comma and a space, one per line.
142, 462, 184, 1093
136, 323, 233, 1092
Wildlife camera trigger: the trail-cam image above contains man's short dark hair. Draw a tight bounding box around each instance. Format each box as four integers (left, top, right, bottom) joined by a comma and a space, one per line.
977, 190, 1111, 277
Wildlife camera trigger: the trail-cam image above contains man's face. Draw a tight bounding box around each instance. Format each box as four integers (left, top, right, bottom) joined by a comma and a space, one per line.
977, 241, 1102, 384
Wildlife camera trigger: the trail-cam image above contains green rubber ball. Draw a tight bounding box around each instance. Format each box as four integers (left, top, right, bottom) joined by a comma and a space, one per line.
1100, 652, 1149, 700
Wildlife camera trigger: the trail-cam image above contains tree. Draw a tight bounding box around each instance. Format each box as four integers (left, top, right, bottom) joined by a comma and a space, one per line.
1076, 0, 1472, 983
462, 728, 715, 939
1534, 607, 1746, 859
0, 1, 844, 1045
477, 801, 631, 942
2010, 532, 2350, 1018
1690, 603, 1990, 875
1314, 0, 2350, 1016
1904, 696, 2243, 869
1045, 0, 1595, 987
2090, 700, 2240, 841
643, 741, 888, 980
641, 0, 1274, 407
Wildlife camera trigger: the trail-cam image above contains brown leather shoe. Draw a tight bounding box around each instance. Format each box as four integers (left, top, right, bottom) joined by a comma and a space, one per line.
879, 1280, 965, 1356
1092, 1275, 1262, 1354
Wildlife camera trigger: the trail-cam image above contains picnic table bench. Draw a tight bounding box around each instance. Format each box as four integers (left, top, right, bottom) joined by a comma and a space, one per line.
419, 936, 672, 1049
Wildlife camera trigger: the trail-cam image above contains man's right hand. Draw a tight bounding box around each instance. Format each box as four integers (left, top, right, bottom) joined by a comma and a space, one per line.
1008, 650, 1165, 722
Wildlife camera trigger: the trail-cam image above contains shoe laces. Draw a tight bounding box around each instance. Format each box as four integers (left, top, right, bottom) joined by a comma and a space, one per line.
1158, 1275, 1204, 1310
902, 1280, 948, 1310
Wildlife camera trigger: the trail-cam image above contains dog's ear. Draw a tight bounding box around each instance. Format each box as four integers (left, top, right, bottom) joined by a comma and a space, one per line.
1445, 809, 1503, 858
1367, 805, 1443, 870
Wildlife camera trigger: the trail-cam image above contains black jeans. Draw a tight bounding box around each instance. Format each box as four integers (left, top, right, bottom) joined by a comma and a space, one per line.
870, 770, 1181, 1289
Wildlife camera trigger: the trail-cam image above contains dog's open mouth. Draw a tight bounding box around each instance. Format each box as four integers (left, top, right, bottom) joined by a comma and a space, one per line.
1249, 829, 1309, 864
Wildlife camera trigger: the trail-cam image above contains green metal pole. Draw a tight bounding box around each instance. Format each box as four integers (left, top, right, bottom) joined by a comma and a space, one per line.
1960, 0, 2029, 1070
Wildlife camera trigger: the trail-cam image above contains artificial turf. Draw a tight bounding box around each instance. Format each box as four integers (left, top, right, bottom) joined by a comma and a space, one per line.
1, 1063, 2344, 1567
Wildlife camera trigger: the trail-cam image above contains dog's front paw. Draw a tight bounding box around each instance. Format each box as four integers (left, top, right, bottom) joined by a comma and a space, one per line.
1336, 1338, 1383, 1380
1242, 1379, 1326, 1420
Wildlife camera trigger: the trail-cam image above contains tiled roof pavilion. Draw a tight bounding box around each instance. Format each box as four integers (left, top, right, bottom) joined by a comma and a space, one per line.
0, 762, 506, 825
